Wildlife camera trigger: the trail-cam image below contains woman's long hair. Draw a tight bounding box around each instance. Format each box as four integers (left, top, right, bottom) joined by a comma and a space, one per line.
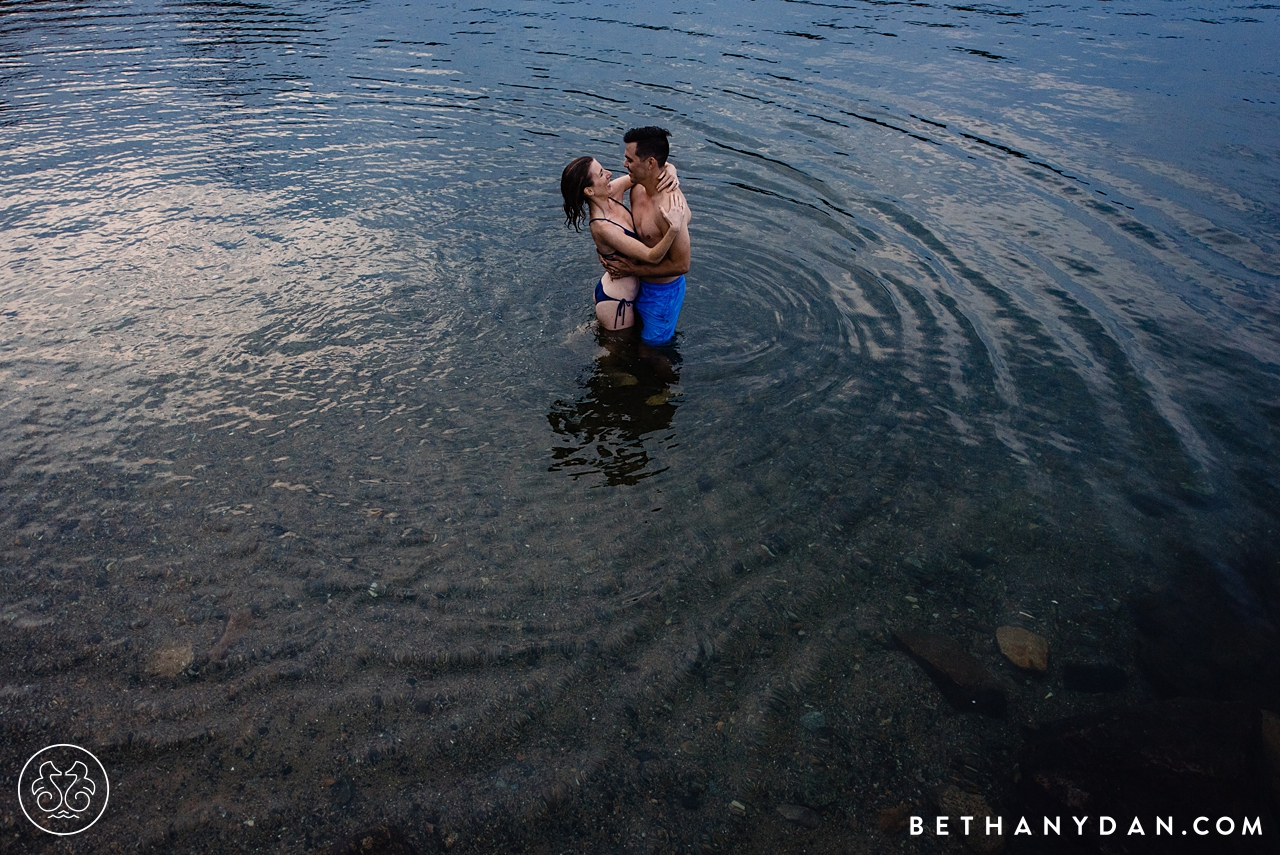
561, 156, 594, 232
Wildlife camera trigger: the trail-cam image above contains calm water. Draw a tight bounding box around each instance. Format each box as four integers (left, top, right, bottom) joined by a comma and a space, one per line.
2, 1, 1278, 852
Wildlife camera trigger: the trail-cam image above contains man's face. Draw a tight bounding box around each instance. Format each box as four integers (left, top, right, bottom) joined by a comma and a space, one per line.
623, 142, 653, 183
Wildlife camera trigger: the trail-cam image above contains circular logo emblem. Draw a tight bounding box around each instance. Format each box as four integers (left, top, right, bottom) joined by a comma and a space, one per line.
17, 744, 110, 836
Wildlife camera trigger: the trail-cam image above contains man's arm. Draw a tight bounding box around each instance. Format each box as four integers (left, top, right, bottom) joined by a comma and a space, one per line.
593, 195, 688, 265
605, 245, 689, 279
603, 186, 691, 278
607, 163, 678, 203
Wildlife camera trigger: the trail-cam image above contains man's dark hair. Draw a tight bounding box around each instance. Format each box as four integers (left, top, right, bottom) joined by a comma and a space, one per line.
624, 126, 670, 166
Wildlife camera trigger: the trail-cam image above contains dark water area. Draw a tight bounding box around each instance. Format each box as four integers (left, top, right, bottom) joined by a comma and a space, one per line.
1, 1, 1278, 852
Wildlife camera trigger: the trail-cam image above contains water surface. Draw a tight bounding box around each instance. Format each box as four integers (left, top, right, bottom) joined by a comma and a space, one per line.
1, 1, 1278, 852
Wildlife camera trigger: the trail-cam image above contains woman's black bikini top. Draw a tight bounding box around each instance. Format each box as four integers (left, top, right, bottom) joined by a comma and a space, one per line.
590, 199, 639, 260
590, 217, 638, 239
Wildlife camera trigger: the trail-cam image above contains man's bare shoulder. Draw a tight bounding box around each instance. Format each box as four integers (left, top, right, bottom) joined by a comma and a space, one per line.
631, 184, 688, 216
628, 182, 654, 207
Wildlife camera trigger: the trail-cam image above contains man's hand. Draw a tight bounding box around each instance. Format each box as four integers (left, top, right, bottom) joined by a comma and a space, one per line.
602, 253, 636, 278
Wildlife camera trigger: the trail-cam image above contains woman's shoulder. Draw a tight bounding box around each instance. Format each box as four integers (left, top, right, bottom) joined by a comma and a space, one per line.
587, 216, 615, 241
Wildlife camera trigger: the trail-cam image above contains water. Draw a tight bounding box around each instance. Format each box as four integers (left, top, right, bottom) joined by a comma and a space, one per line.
1, 1, 1277, 851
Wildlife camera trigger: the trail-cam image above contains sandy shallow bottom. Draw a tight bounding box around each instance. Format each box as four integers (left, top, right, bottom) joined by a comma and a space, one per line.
11, 378, 1267, 855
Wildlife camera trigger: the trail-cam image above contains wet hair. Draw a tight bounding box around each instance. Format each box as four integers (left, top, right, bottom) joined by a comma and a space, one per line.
623, 126, 670, 167
560, 155, 594, 232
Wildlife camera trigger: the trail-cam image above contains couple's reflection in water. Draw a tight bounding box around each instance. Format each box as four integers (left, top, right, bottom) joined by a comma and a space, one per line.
547, 332, 681, 487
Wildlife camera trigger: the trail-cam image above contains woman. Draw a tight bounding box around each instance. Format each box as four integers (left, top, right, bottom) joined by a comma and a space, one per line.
561, 156, 688, 332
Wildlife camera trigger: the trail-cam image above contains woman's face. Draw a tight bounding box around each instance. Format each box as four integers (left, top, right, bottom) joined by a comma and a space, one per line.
586, 159, 611, 197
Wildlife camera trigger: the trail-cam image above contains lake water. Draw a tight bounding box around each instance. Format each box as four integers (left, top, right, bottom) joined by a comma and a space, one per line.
2, 1, 1278, 852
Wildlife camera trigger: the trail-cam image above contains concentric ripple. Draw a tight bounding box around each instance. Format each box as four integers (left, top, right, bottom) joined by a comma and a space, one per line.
2, 2, 1277, 853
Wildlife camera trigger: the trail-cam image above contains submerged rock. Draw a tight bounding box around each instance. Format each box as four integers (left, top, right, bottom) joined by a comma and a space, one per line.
958, 549, 996, 570
328, 777, 355, 807
312, 824, 418, 855
607, 371, 639, 387
995, 626, 1048, 672
894, 631, 1006, 716
876, 802, 912, 833
211, 609, 253, 661
776, 803, 821, 828
148, 642, 193, 678
800, 710, 827, 733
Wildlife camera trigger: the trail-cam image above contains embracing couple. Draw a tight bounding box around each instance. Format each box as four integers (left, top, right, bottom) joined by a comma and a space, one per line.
560, 126, 691, 347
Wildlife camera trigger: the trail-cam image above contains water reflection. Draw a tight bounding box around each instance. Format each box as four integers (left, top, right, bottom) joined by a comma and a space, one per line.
547, 333, 681, 486
2, 1, 1279, 852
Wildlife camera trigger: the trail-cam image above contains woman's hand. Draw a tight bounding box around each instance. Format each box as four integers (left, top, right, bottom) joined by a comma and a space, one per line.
656, 162, 680, 194
658, 193, 690, 231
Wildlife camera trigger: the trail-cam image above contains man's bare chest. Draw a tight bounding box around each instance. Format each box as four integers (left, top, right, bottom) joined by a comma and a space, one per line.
630, 196, 666, 247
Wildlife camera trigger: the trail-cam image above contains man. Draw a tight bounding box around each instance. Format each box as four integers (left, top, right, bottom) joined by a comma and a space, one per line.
603, 126, 691, 347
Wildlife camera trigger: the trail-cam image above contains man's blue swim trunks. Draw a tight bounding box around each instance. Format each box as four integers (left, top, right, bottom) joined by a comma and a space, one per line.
636, 275, 686, 346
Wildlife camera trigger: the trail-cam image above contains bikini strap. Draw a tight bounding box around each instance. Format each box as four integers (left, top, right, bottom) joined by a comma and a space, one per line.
614, 295, 634, 326
588, 217, 639, 238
